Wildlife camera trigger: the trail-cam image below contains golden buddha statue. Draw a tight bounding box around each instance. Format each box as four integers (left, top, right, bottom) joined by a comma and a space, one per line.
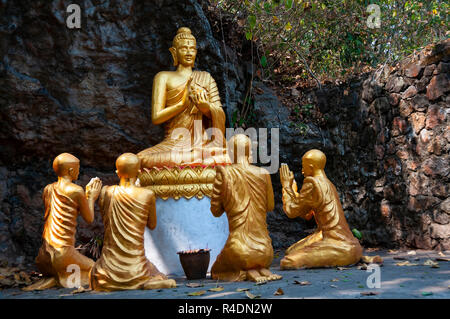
89, 153, 176, 291
23, 153, 102, 291
279, 150, 363, 269
137, 27, 229, 170
209, 134, 282, 283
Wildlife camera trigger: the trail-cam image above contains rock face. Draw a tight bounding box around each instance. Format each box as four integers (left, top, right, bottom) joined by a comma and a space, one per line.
0, 1, 448, 265
272, 39, 449, 251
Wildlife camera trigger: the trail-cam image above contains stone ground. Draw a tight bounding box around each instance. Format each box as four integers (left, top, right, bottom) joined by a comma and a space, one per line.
0, 249, 449, 299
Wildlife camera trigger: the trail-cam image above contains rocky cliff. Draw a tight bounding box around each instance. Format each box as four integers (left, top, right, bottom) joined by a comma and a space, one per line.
266, 40, 449, 251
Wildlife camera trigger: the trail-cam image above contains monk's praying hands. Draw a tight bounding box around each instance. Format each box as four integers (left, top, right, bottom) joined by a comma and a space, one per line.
280, 163, 294, 189
86, 177, 102, 200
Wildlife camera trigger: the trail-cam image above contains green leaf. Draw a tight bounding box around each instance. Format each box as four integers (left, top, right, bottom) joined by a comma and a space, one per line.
248, 15, 256, 29
264, 2, 271, 13
352, 228, 362, 240
421, 291, 433, 296
285, 22, 292, 31
245, 31, 252, 40
231, 110, 239, 126
260, 55, 268, 68
285, 0, 293, 10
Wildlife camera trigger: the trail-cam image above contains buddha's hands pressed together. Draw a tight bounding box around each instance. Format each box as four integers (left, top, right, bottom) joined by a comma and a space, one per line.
86, 177, 102, 200
189, 86, 210, 114
280, 164, 294, 189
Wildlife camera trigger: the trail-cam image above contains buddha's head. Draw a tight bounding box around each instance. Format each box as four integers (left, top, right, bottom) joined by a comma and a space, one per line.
301, 149, 326, 177
169, 27, 197, 67
53, 153, 80, 180
227, 134, 253, 164
116, 153, 141, 179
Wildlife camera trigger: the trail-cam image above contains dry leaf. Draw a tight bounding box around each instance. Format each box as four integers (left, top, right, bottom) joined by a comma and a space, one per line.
361, 291, 379, 296
186, 283, 204, 288
407, 250, 417, 255
208, 286, 224, 292
438, 252, 446, 257
274, 288, 284, 296
435, 257, 449, 262
357, 263, 368, 270
396, 261, 418, 266
393, 256, 408, 260
330, 278, 339, 282
187, 290, 206, 296
330, 285, 338, 288
388, 249, 398, 254
337, 267, 349, 270
13, 273, 21, 282
19, 272, 31, 285
423, 259, 439, 268
236, 288, 249, 292
245, 291, 261, 299
361, 255, 383, 264
71, 286, 90, 294
294, 280, 311, 286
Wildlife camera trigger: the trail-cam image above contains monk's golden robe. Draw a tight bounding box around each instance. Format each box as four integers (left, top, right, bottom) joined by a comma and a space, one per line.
138, 71, 229, 168
281, 176, 363, 268
89, 185, 166, 291
36, 183, 94, 287
210, 165, 275, 281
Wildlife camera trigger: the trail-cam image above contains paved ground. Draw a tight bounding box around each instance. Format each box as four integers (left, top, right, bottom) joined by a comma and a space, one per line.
1, 249, 449, 299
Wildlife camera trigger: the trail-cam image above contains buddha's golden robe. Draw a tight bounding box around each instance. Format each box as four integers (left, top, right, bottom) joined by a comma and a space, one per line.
281, 176, 363, 268
138, 71, 229, 169
89, 185, 166, 291
36, 183, 94, 287
210, 165, 275, 281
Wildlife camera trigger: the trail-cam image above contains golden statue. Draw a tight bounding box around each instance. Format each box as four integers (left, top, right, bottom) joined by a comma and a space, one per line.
209, 134, 282, 283
89, 153, 176, 291
279, 149, 363, 269
137, 27, 229, 169
23, 153, 102, 291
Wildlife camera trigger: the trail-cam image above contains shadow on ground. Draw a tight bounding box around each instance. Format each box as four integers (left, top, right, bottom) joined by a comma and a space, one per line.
1, 249, 449, 299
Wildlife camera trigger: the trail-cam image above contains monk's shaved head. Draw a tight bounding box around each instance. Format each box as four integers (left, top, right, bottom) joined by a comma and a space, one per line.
116, 153, 140, 179
227, 134, 253, 164
53, 153, 80, 177
302, 149, 326, 170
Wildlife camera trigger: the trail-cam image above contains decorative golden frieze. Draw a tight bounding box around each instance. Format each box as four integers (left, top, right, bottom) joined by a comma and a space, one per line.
138, 165, 226, 200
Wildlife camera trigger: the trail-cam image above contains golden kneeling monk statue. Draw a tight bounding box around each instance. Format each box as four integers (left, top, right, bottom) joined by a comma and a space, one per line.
210, 134, 282, 283
279, 149, 363, 269
89, 153, 176, 291
137, 27, 229, 169
24, 153, 102, 291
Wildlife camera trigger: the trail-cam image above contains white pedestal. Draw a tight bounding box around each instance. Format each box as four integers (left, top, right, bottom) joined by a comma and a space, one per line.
144, 197, 229, 276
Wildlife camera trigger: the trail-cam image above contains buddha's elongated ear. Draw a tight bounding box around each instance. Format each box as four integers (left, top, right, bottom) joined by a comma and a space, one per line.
169, 47, 178, 66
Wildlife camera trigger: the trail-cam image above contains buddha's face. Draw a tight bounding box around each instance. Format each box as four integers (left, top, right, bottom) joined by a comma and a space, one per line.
173, 39, 197, 67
